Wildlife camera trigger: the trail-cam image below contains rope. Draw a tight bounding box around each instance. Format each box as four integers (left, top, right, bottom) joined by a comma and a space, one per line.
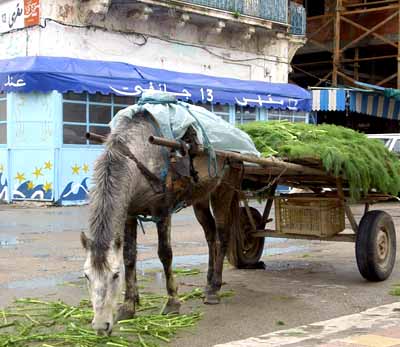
129, 98, 219, 227
179, 102, 218, 178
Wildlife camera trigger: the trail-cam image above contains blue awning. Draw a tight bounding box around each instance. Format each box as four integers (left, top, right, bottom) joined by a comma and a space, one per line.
311, 88, 347, 111
0, 56, 311, 112
349, 91, 400, 120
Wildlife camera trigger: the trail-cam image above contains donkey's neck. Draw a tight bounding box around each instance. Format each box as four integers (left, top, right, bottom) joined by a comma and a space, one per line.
89, 147, 134, 262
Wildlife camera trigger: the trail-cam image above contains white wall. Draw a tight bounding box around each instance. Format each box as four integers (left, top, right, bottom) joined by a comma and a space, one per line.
0, 0, 305, 83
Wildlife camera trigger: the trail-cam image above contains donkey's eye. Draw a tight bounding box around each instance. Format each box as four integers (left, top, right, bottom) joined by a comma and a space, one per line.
112, 272, 120, 280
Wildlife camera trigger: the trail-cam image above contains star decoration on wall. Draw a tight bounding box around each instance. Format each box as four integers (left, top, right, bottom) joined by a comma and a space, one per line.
44, 161, 53, 170
33, 167, 43, 179
27, 181, 34, 190
15, 172, 26, 183
71, 164, 80, 175
82, 163, 89, 174
43, 182, 52, 192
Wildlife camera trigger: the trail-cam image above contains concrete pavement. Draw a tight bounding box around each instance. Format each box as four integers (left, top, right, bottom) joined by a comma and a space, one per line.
215, 303, 400, 347
2, 202, 400, 347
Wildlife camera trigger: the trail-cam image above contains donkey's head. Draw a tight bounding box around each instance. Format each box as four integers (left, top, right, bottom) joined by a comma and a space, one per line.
81, 232, 124, 335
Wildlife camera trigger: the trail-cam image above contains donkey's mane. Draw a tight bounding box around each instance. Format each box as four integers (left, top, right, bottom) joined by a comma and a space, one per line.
88, 119, 133, 271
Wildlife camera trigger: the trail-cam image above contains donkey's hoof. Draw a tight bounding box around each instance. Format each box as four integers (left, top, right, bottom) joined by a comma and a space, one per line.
204, 293, 220, 305
116, 304, 135, 322
162, 298, 181, 315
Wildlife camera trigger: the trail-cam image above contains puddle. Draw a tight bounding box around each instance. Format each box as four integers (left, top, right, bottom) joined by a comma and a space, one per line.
137, 244, 307, 272
32, 253, 50, 258
137, 245, 153, 251
63, 255, 85, 261
1, 271, 82, 289
0, 234, 21, 248
263, 244, 306, 257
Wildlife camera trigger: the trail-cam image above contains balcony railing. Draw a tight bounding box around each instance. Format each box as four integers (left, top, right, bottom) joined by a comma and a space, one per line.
181, 0, 288, 24
290, 2, 306, 35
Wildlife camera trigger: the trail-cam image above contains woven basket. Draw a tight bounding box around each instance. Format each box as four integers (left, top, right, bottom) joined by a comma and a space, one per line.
275, 197, 345, 237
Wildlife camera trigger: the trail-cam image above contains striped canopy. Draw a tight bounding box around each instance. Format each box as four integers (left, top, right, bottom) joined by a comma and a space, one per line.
311, 87, 399, 120
349, 91, 400, 120
311, 88, 346, 111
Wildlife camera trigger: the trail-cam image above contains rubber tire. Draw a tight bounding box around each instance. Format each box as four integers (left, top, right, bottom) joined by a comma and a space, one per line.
228, 207, 265, 268
356, 210, 396, 282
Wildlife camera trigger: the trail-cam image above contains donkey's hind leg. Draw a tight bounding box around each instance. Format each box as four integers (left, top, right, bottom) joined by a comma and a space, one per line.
193, 198, 217, 303
116, 218, 139, 321
157, 215, 181, 314
206, 173, 240, 304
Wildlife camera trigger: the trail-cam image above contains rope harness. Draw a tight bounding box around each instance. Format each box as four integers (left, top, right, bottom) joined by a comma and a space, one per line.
121, 99, 221, 227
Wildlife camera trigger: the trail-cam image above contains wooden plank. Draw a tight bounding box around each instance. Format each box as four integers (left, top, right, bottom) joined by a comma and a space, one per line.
377, 73, 397, 86
342, 4, 399, 15
253, 230, 356, 242
337, 178, 358, 233
333, 0, 342, 86
342, 54, 397, 63
345, 0, 397, 8
149, 136, 329, 177
340, 11, 399, 53
315, 71, 333, 87
262, 196, 275, 229
341, 16, 398, 49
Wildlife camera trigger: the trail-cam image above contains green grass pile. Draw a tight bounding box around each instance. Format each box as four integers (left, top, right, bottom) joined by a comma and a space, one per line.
0, 291, 203, 347
239, 121, 400, 200
0, 288, 235, 347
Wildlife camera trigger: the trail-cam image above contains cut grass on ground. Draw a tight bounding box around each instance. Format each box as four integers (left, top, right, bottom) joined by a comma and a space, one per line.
0, 287, 235, 347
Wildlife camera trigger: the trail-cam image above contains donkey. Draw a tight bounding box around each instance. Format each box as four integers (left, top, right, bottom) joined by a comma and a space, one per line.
80, 111, 241, 335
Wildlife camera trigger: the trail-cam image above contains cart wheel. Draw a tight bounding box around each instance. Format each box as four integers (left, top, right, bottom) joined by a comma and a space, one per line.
356, 210, 396, 281
228, 207, 265, 269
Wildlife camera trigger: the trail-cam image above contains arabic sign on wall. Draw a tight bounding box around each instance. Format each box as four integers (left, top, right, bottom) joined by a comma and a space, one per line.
0, 0, 40, 34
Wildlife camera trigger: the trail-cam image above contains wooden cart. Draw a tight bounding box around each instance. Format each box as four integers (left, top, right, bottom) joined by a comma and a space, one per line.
228, 160, 397, 282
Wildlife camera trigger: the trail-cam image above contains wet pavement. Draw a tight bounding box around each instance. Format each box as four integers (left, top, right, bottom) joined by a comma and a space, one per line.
1, 202, 400, 346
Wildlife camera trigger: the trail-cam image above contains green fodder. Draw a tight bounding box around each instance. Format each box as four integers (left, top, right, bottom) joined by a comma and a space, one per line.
0, 288, 235, 347
239, 121, 400, 200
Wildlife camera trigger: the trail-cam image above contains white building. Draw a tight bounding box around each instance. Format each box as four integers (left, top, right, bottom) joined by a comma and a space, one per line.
0, 0, 309, 204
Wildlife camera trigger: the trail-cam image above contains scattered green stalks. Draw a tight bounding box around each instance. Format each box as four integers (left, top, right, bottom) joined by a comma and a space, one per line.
0, 290, 206, 347
0, 267, 235, 347
390, 285, 400, 296
172, 269, 201, 277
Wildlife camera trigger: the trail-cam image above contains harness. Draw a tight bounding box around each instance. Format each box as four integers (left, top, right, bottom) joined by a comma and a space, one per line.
120, 103, 219, 226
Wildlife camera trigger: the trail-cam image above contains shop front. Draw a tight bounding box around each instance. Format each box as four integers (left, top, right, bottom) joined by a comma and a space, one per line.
0, 55, 311, 205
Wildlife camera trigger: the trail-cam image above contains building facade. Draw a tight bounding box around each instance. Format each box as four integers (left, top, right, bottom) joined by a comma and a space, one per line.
0, 0, 308, 204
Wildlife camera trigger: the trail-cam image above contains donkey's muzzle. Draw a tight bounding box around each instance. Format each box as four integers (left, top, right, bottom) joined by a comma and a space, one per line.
92, 320, 112, 335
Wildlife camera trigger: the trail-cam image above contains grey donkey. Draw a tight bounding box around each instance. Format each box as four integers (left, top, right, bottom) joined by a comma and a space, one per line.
81, 111, 242, 335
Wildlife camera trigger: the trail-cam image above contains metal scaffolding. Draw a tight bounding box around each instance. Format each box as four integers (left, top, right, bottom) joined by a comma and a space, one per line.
292, 0, 400, 89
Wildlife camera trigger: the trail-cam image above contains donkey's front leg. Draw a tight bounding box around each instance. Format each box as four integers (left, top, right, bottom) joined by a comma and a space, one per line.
157, 215, 181, 314
116, 218, 139, 321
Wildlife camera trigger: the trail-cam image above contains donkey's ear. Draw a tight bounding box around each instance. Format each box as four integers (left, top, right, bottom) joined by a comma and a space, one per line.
80, 232, 92, 250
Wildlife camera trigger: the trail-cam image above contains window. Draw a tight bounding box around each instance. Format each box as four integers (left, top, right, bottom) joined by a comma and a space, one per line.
194, 102, 230, 122
266, 109, 308, 123
212, 104, 230, 122
235, 106, 258, 124
0, 92, 7, 145
62, 92, 137, 144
